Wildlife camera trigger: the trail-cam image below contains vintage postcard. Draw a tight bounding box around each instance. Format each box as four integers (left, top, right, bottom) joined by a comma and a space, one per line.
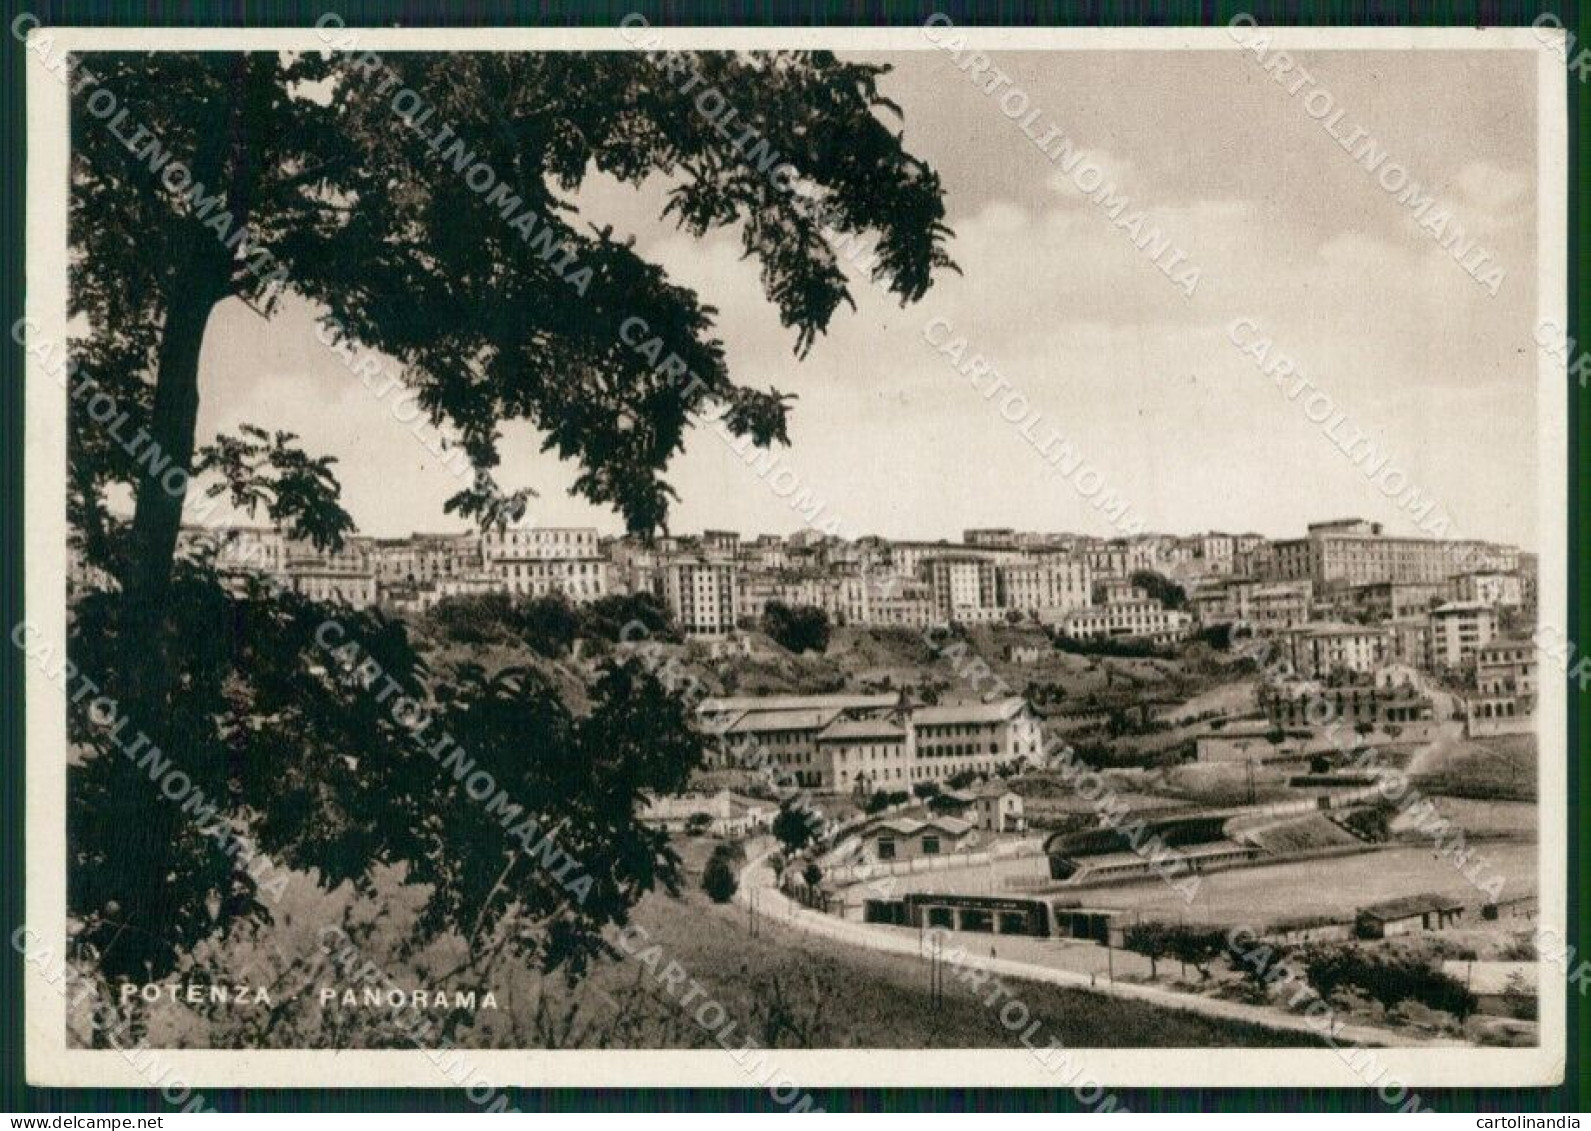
19, 19, 1568, 1099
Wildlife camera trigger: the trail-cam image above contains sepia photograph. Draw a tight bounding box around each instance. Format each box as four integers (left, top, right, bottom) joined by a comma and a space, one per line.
11, 11, 1575, 1111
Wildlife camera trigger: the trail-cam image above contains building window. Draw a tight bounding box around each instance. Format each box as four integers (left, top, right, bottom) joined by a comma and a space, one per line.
878, 839, 896, 861
921, 836, 940, 856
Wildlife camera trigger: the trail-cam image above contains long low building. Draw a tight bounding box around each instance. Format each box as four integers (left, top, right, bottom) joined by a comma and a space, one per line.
699, 693, 1043, 792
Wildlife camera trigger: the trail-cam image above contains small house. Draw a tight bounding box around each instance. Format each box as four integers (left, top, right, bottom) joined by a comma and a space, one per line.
1355, 892, 1465, 938
973, 785, 1025, 833
860, 816, 976, 863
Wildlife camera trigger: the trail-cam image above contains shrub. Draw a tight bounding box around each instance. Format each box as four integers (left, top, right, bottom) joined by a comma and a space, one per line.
1130, 570, 1187, 610
584, 592, 680, 644
761, 601, 831, 654
684, 812, 714, 836
1051, 633, 1173, 660
702, 855, 738, 903
1123, 921, 1174, 979
426, 592, 519, 644
1301, 945, 1476, 1019
1338, 804, 1394, 842
1163, 923, 1227, 980
772, 802, 820, 853
518, 595, 581, 657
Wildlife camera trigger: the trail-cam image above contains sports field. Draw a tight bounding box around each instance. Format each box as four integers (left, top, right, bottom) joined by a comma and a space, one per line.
864, 841, 1537, 930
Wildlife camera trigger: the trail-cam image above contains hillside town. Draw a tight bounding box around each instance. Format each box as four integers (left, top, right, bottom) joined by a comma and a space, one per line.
125, 515, 1535, 734
69, 512, 1540, 1048
123, 517, 1523, 657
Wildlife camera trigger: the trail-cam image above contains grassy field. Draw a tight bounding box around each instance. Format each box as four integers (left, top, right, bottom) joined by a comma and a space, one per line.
1415, 798, 1538, 838
136, 836, 1325, 1051
1408, 733, 1537, 802
1057, 842, 1536, 928
480, 879, 1329, 1050
875, 840, 1535, 928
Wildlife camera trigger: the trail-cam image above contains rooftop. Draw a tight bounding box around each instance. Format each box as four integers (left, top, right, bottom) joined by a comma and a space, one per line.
816, 717, 907, 743
721, 708, 843, 735
1357, 892, 1465, 921
867, 816, 974, 838
699, 692, 899, 715
911, 698, 1029, 726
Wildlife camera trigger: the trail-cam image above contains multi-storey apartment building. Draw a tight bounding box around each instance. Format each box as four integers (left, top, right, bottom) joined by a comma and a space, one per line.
818, 716, 914, 793
178, 525, 288, 576
1267, 518, 1518, 595
1233, 540, 1275, 579
1429, 601, 1498, 672
276, 533, 379, 606
831, 573, 874, 626
1091, 578, 1141, 605
700, 692, 902, 784
286, 566, 379, 606
1195, 532, 1236, 574
1188, 580, 1311, 630
1518, 553, 1539, 610
1081, 546, 1130, 578
865, 579, 937, 628
925, 556, 1002, 624
734, 571, 780, 625
1447, 571, 1525, 610
996, 559, 1092, 618
1345, 581, 1446, 622
370, 532, 480, 588
1276, 623, 1391, 677
1261, 679, 1434, 730
963, 528, 1017, 548
746, 535, 789, 572
285, 533, 372, 573
1469, 638, 1537, 731
605, 538, 661, 596
890, 540, 1013, 579
715, 706, 842, 787
908, 699, 1044, 783
701, 529, 740, 559
481, 525, 607, 602
1388, 617, 1434, 670
1060, 597, 1191, 645
660, 559, 738, 637
1475, 638, 1536, 700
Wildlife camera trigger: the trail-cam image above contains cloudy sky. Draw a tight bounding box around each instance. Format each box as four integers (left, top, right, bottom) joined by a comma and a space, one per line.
191, 46, 1542, 548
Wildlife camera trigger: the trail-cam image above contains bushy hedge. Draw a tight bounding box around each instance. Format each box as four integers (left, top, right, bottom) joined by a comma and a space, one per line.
1302, 945, 1477, 1018
426, 591, 681, 656
1051, 633, 1175, 660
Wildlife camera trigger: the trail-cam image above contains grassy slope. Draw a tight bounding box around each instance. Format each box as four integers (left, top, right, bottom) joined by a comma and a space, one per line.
1408, 733, 1538, 802
464, 842, 1326, 1050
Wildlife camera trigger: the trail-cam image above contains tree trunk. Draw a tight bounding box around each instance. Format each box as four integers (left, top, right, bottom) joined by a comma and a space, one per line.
118, 284, 219, 704
97, 59, 245, 979
99, 280, 221, 981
